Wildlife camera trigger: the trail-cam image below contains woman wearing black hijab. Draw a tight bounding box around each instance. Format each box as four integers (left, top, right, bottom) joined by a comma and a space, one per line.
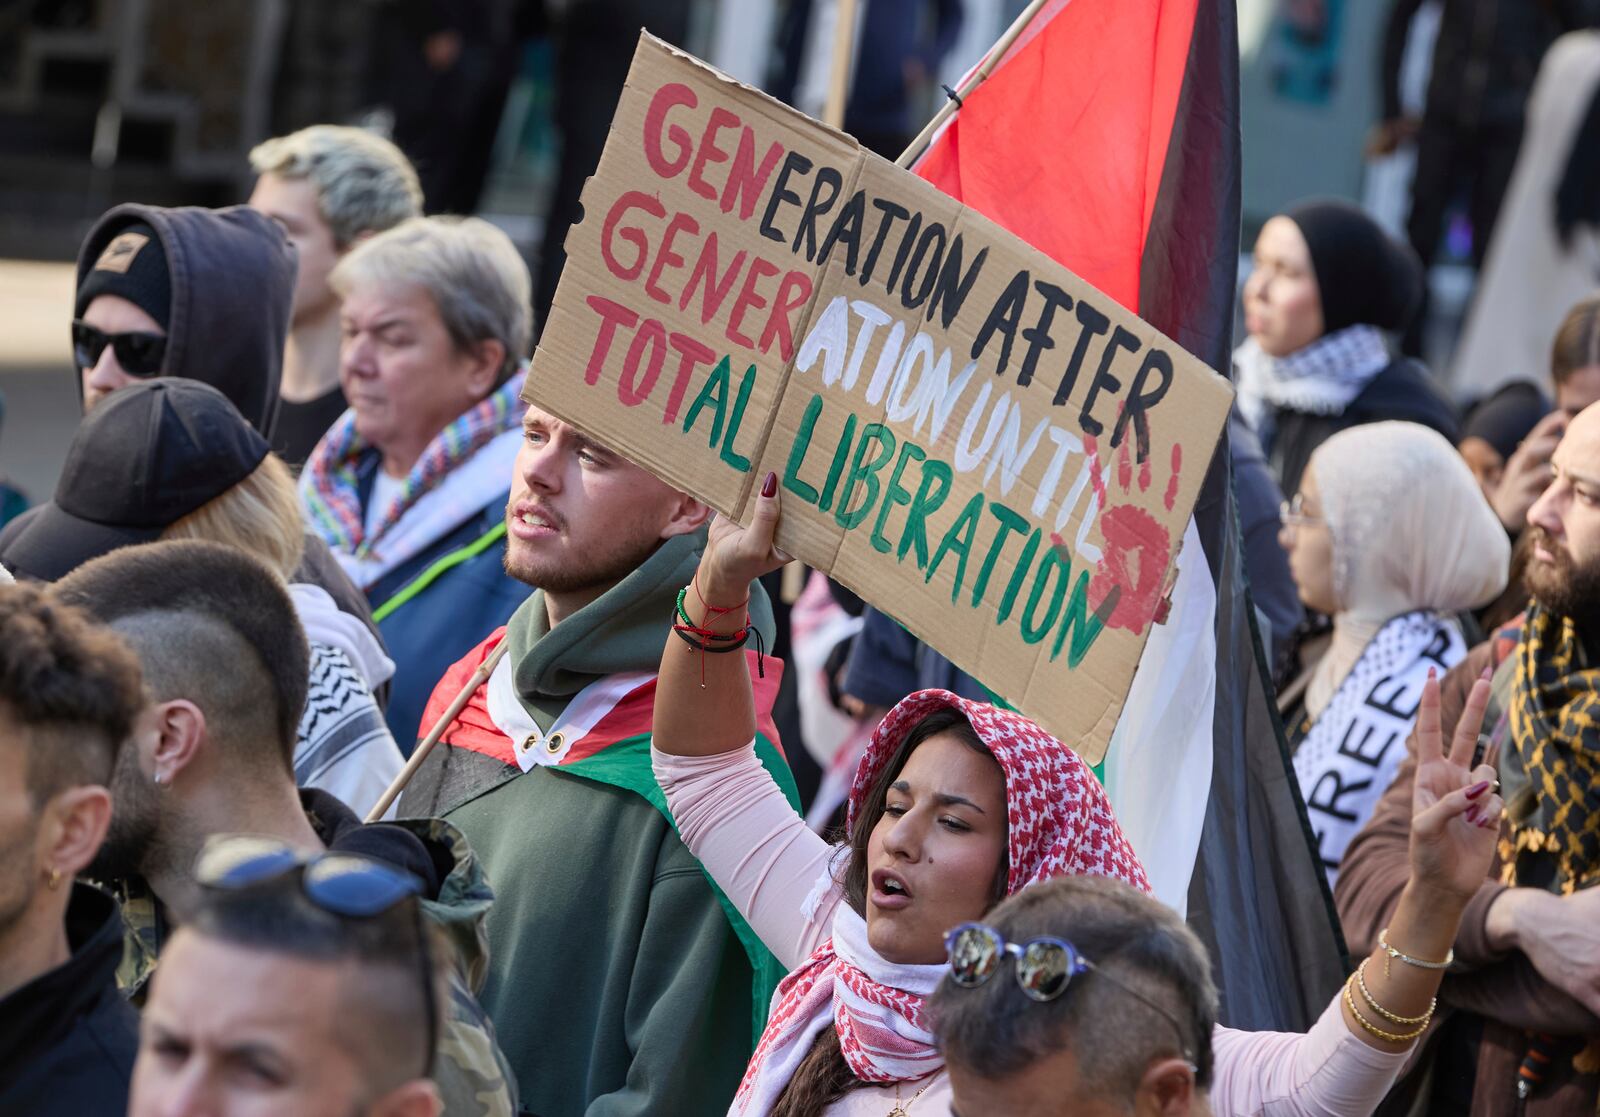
1458, 380, 1552, 500
1236, 199, 1459, 496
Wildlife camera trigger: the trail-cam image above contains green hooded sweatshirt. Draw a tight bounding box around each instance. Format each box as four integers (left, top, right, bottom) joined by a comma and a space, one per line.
400, 533, 796, 1116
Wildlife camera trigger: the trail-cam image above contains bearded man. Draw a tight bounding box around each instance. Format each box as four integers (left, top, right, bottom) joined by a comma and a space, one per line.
1338, 400, 1600, 1115
398, 405, 797, 1116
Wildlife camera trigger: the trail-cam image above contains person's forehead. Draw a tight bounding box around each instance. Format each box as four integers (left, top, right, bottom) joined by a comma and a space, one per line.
522, 404, 564, 429
152, 933, 344, 1042
520, 406, 621, 454
248, 173, 324, 221
1554, 407, 1600, 478
81, 294, 165, 335
341, 281, 435, 322
1558, 368, 1600, 416
1255, 216, 1310, 263
1295, 464, 1323, 505
895, 733, 1004, 807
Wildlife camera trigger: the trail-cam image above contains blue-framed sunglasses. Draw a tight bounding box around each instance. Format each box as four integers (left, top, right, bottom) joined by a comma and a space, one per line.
944, 922, 1197, 1064
194, 835, 438, 1075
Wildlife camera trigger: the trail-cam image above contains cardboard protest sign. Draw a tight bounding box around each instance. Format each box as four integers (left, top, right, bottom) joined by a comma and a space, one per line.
527, 33, 1234, 763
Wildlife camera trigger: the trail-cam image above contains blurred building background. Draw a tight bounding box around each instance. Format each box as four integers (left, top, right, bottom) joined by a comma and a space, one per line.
0, 0, 1451, 508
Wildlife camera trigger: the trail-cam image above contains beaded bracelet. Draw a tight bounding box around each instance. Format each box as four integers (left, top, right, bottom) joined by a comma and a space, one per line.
1355, 959, 1434, 1026
675, 588, 747, 642
1344, 976, 1429, 1044
671, 584, 766, 685
1377, 928, 1453, 978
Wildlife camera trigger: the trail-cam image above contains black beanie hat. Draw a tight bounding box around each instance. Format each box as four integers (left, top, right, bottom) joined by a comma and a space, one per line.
1283, 200, 1424, 336
1462, 381, 1552, 461
75, 221, 172, 329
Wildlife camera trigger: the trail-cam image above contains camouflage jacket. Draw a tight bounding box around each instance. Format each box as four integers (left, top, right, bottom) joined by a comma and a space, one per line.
115, 798, 518, 1117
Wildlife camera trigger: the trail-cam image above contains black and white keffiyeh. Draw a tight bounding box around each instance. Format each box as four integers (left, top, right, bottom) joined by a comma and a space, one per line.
1234, 324, 1392, 434
1293, 611, 1466, 887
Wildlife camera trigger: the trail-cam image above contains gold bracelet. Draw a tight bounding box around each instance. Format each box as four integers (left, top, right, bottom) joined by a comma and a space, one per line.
1377, 927, 1453, 978
1355, 959, 1434, 1025
1344, 976, 1429, 1044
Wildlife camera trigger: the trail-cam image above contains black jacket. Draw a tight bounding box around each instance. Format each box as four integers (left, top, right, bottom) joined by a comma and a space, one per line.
1381, 0, 1600, 132
0, 884, 138, 1115
1228, 413, 1304, 666
1267, 357, 1460, 499
74, 203, 297, 439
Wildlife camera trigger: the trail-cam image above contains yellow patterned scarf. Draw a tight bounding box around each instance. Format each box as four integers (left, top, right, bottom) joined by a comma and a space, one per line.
1501, 606, 1600, 895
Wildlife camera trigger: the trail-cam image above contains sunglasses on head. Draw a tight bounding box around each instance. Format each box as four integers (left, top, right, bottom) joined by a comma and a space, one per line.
944, 922, 1197, 1067
71, 318, 166, 377
194, 835, 438, 1076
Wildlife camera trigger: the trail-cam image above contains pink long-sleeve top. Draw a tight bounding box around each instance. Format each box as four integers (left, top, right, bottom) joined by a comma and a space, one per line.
654, 743, 1412, 1117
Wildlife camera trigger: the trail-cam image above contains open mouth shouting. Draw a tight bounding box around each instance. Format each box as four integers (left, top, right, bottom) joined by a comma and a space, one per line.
870, 868, 913, 912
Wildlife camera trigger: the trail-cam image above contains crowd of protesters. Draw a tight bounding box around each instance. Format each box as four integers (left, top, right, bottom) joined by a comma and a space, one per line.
11, 17, 1600, 1112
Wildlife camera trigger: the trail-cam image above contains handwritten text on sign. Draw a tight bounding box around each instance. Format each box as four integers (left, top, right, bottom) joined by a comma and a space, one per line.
528, 34, 1233, 763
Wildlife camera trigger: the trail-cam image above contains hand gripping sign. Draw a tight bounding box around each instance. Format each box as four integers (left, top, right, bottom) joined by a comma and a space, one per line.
527, 33, 1233, 764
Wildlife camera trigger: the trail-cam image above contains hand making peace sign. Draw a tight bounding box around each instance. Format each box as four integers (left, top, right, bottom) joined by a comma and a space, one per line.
1408, 667, 1504, 908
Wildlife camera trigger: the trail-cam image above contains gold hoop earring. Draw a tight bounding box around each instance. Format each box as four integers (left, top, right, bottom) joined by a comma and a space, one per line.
46, 866, 62, 891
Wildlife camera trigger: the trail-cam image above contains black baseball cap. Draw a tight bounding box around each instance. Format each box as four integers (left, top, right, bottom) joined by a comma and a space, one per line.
2, 379, 270, 582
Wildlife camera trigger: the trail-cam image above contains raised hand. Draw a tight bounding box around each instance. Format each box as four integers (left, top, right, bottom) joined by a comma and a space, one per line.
698, 471, 793, 604
1409, 667, 1504, 908
1491, 410, 1565, 533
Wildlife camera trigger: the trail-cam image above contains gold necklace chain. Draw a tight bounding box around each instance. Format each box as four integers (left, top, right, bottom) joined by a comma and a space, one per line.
888, 1075, 936, 1116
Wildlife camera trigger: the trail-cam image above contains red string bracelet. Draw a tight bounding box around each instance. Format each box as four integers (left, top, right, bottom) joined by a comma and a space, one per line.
692, 575, 749, 618
672, 582, 764, 686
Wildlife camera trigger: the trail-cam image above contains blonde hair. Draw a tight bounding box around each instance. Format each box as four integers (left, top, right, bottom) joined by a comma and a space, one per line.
330, 215, 532, 385
249, 125, 423, 248
160, 455, 305, 581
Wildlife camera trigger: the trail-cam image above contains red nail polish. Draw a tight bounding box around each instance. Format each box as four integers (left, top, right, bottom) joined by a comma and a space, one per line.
762, 471, 777, 498
1477, 815, 1500, 829
1465, 805, 1481, 825
1465, 780, 1491, 800
1428, 667, 1437, 680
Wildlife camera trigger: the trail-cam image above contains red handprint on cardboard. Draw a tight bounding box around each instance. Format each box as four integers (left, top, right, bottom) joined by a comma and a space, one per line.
1051, 433, 1182, 637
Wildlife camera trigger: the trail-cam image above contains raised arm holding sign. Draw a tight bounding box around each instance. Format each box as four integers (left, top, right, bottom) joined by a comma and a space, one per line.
529, 33, 1233, 764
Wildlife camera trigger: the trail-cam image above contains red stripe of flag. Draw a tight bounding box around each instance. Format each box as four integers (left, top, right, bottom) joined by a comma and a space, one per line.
915, 0, 1200, 314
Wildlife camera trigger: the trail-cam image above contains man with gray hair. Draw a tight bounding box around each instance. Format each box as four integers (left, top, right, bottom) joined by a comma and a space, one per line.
299, 215, 532, 744
249, 125, 424, 466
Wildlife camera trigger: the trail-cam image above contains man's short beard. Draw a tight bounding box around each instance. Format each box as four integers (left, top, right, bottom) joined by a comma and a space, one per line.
502, 532, 665, 599
1525, 526, 1600, 624
85, 745, 160, 883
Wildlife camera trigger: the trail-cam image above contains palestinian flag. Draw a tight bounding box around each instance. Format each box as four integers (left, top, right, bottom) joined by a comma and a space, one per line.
913, 0, 1343, 1029
418, 629, 796, 1040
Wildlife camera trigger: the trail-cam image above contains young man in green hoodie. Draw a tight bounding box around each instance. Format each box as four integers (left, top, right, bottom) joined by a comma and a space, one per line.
398, 403, 797, 1115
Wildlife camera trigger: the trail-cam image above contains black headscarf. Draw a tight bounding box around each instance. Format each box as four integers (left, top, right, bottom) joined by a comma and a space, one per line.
1462, 381, 1551, 460
1284, 199, 1426, 336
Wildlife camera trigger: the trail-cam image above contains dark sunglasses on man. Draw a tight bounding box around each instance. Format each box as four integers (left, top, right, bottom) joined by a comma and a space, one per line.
71, 318, 167, 377
194, 835, 439, 1076
944, 921, 1198, 1071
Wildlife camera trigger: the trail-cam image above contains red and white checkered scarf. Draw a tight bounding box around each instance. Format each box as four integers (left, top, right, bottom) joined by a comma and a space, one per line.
732, 689, 1150, 1114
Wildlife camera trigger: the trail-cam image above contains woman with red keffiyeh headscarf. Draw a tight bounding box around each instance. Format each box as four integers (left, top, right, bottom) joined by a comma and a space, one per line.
653, 473, 1512, 1117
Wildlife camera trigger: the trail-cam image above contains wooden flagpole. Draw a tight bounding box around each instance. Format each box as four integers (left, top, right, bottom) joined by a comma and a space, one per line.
365, 641, 510, 822
823, 0, 860, 129
894, 0, 1051, 169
